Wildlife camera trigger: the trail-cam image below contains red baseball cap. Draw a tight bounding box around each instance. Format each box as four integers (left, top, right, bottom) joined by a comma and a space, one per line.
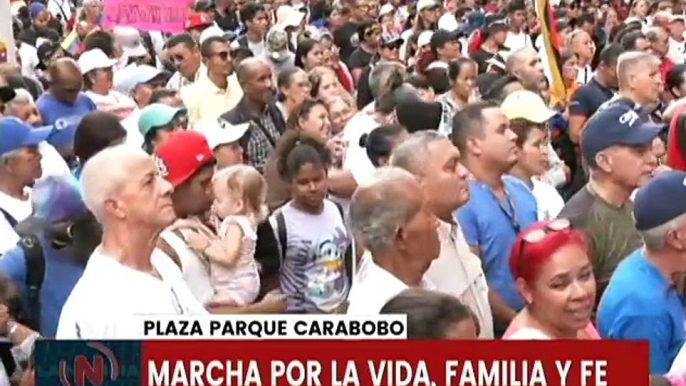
154, 131, 214, 188
185, 12, 212, 30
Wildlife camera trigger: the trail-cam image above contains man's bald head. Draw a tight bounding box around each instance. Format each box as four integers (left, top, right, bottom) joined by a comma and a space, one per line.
48, 58, 81, 82
505, 47, 544, 92
81, 145, 150, 223
48, 58, 84, 104
349, 167, 422, 255
236, 57, 269, 84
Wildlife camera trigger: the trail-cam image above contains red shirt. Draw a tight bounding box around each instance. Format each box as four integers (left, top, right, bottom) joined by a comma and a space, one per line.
661, 57, 676, 83
667, 104, 686, 171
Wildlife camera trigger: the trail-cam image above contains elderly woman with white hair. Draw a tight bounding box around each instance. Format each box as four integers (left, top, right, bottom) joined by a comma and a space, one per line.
346, 167, 440, 315
56, 145, 207, 339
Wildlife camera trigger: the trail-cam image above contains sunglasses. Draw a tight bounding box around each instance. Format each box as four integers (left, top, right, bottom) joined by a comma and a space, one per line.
516, 218, 571, 273
523, 218, 571, 244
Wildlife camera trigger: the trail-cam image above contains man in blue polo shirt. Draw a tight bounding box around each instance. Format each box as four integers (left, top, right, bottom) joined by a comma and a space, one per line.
452, 101, 538, 336
35, 59, 95, 126
598, 171, 686, 374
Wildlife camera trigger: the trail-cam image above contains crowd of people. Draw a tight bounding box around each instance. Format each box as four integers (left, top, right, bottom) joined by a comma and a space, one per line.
3, 0, 686, 383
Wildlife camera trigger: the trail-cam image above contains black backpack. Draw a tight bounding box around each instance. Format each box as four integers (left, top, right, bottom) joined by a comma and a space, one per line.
0, 209, 44, 333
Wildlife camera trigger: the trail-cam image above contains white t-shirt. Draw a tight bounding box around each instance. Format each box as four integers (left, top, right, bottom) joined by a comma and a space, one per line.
121, 108, 144, 148
669, 38, 686, 64
576, 64, 593, 85
47, 0, 72, 19
85, 90, 137, 120
504, 31, 532, 52
248, 41, 266, 57
347, 253, 435, 315
0, 189, 32, 255
18, 43, 39, 79
39, 142, 71, 178
56, 247, 207, 339
532, 178, 564, 221
342, 103, 381, 185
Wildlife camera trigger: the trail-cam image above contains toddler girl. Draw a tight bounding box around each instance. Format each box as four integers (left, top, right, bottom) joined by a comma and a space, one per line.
188, 165, 267, 306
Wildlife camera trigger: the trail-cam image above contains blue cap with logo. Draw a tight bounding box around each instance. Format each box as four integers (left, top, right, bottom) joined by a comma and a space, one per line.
0, 117, 53, 157
634, 170, 686, 231
581, 103, 661, 161
47, 116, 83, 148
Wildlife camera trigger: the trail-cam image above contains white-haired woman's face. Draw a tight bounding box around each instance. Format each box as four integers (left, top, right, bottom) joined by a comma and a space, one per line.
327, 98, 354, 133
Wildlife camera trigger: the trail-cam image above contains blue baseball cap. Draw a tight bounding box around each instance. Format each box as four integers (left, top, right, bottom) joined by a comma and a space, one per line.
634, 171, 686, 231
581, 104, 661, 162
47, 116, 83, 148
0, 117, 53, 157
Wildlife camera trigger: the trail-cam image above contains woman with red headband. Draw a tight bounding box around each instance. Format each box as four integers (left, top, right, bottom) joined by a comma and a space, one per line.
503, 219, 600, 340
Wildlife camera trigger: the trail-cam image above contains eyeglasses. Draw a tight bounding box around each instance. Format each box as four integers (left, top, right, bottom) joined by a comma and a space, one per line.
516, 218, 571, 274
522, 218, 571, 244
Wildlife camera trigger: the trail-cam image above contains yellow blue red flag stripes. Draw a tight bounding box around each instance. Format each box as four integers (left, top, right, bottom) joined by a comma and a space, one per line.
535, 0, 565, 98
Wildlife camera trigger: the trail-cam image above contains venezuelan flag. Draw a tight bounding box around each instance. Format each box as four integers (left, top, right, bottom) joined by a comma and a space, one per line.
534, 0, 565, 98
61, 29, 80, 53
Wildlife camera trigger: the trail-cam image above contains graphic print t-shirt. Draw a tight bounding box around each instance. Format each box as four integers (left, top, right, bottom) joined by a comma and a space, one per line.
279, 200, 350, 312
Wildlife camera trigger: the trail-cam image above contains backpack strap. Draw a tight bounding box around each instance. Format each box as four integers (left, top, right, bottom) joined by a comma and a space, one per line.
157, 234, 183, 270
332, 202, 353, 287
20, 234, 45, 332
0, 208, 17, 229
268, 209, 287, 262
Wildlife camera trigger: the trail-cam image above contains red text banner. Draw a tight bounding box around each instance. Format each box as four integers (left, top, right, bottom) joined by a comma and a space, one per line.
141, 340, 648, 386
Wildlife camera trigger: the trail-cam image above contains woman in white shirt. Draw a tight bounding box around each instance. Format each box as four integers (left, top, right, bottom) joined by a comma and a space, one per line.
508, 118, 565, 220
78, 49, 136, 120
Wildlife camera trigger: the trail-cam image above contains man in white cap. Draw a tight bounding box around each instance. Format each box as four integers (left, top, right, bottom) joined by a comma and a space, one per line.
195, 118, 249, 169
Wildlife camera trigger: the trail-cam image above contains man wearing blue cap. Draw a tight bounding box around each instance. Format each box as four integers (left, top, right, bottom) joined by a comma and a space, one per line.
0, 117, 52, 255
598, 171, 686, 374
559, 102, 660, 304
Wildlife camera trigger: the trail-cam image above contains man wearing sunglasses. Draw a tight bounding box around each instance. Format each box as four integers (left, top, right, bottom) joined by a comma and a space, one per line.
181, 36, 243, 126
35, 59, 95, 127
347, 19, 382, 84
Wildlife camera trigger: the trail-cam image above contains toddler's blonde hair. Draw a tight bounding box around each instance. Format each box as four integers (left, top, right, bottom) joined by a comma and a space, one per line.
213, 165, 269, 223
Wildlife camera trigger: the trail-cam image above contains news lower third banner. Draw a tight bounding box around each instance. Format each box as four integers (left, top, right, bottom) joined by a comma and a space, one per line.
36, 340, 648, 386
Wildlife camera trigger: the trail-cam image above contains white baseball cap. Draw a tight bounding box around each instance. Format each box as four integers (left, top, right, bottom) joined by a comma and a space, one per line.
78, 48, 118, 74
416, 0, 439, 12
417, 31, 434, 48
196, 118, 250, 149
379, 4, 395, 18
276, 5, 305, 28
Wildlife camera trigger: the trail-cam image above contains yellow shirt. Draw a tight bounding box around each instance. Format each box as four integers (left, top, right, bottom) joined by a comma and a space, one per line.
180, 71, 244, 126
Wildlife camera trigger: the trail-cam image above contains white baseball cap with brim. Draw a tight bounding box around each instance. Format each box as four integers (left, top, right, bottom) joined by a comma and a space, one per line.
276, 5, 305, 28
196, 118, 250, 149
501, 90, 556, 124
417, 31, 434, 48
416, 0, 440, 12
379, 3, 395, 18
78, 48, 118, 74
